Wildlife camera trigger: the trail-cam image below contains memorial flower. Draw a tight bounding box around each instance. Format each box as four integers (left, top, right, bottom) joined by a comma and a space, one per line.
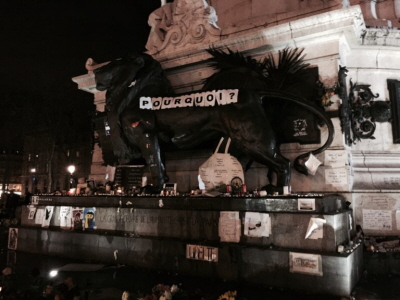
138, 283, 181, 300
217, 290, 237, 300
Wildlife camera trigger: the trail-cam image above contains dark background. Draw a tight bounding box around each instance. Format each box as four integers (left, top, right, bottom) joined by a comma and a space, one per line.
0, 0, 160, 149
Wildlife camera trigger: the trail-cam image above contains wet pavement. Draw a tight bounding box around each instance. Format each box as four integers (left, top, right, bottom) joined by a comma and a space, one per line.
0, 228, 398, 300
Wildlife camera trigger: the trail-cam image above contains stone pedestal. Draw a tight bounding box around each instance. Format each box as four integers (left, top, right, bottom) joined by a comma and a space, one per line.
18, 194, 362, 296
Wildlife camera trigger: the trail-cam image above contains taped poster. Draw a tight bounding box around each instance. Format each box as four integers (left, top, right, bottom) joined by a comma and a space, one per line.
42, 206, 54, 228
219, 211, 241, 243
72, 207, 84, 230
35, 208, 45, 224
244, 212, 271, 237
362, 209, 392, 230
59, 206, 72, 230
83, 207, 96, 230
28, 206, 37, 220
289, 252, 323, 276
8, 228, 18, 250
325, 150, 347, 168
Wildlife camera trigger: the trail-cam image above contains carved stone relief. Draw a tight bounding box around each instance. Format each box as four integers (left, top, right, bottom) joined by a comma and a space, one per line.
145, 0, 220, 55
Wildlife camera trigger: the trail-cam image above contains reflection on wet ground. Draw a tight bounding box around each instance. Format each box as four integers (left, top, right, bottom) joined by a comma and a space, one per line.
0, 231, 398, 299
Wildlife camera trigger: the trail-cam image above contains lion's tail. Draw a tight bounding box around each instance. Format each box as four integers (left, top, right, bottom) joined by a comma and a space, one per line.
260, 90, 335, 176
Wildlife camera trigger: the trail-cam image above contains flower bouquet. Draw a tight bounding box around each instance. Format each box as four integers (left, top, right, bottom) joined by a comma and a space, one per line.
138, 283, 181, 300
217, 290, 237, 300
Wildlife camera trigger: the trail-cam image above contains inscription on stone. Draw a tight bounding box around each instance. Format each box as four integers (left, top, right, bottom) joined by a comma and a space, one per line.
383, 177, 400, 188
98, 213, 217, 226
95, 209, 219, 240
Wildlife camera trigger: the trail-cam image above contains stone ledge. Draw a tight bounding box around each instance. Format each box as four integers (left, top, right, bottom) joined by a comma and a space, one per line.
351, 152, 400, 190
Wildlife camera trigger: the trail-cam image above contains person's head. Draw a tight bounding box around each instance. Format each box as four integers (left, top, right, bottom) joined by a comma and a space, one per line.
44, 283, 53, 296
2, 267, 12, 276
64, 276, 74, 288
54, 292, 65, 300
122, 291, 130, 300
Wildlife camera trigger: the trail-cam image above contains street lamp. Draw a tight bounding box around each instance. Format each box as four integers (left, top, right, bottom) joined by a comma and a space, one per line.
30, 168, 36, 194
67, 165, 76, 192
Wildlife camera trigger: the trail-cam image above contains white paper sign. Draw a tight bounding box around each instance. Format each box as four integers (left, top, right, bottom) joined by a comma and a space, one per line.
8, 228, 18, 251
140, 89, 238, 110
325, 168, 348, 186
152, 97, 162, 110
244, 212, 271, 237
219, 211, 241, 243
305, 218, 326, 239
305, 154, 322, 176
324, 150, 347, 168
140, 97, 152, 109
298, 198, 315, 211
59, 206, 72, 229
28, 207, 36, 220
224, 89, 239, 105
362, 209, 392, 230
42, 206, 54, 228
35, 209, 45, 224
161, 97, 175, 109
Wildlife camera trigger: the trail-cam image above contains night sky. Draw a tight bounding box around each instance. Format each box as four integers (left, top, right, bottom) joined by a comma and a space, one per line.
1, 0, 159, 91
0, 1, 160, 148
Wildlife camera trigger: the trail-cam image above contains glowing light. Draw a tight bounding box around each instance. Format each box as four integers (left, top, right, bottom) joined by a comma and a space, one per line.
49, 270, 58, 277
67, 165, 76, 175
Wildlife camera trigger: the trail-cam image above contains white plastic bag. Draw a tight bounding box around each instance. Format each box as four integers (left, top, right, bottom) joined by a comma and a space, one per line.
199, 138, 244, 191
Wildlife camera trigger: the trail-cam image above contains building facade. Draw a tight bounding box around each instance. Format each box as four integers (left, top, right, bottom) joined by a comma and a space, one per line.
20, 130, 93, 194
0, 149, 23, 194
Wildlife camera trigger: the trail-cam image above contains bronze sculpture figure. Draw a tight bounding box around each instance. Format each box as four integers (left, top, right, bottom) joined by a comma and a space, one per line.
94, 48, 335, 192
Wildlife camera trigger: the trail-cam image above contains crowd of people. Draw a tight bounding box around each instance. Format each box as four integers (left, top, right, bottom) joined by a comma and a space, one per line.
0, 267, 81, 300
0, 190, 27, 225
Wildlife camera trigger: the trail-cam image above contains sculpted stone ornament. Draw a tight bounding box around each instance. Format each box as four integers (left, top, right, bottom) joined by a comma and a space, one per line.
348, 80, 391, 143
146, 0, 220, 55
94, 48, 335, 193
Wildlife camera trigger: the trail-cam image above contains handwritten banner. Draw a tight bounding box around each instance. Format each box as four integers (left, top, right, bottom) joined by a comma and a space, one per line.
140, 89, 239, 110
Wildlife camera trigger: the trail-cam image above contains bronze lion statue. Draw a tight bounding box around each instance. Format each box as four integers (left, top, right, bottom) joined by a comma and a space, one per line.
94, 48, 334, 192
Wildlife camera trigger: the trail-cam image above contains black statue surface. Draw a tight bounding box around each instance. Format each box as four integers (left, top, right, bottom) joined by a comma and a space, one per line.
94, 48, 334, 192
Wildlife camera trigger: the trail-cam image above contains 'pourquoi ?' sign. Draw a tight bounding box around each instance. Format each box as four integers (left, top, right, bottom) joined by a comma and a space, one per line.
140, 89, 238, 110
